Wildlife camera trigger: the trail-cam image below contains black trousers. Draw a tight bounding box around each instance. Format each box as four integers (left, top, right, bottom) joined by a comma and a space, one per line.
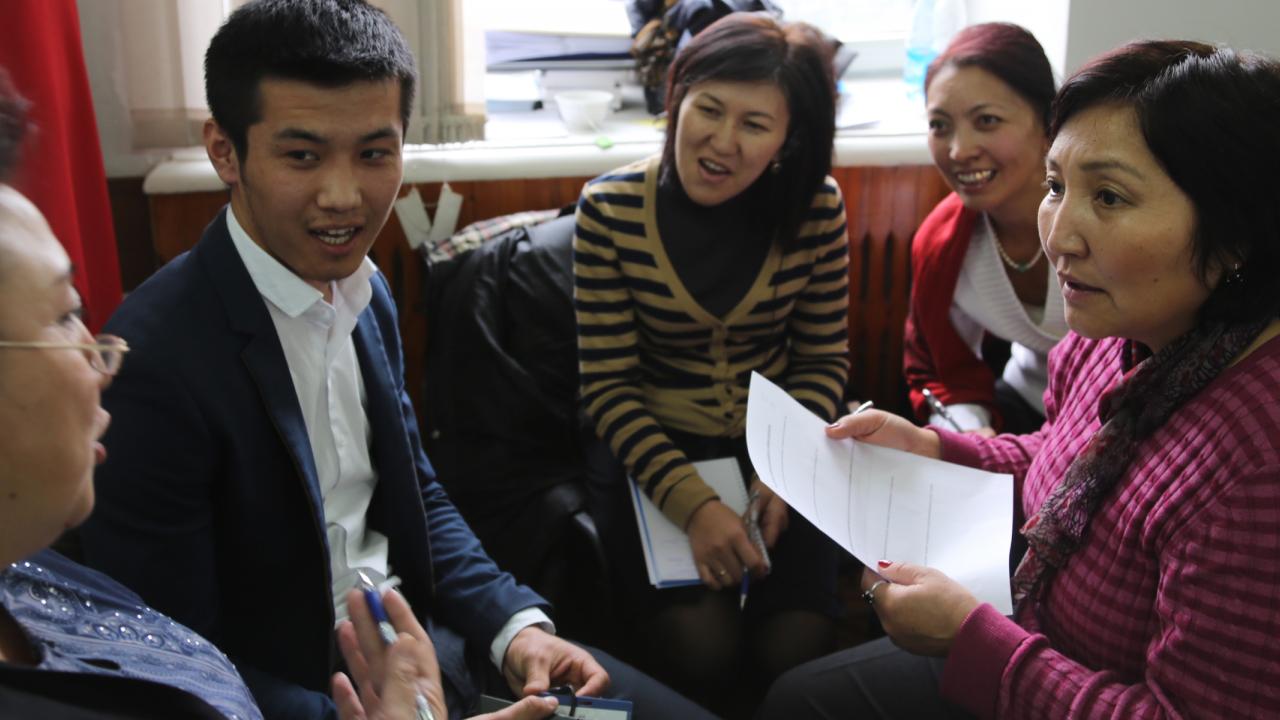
756, 636, 973, 720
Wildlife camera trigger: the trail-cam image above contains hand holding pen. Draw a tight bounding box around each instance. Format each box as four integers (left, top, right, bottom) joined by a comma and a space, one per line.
920, 387, 964, 432
740, 487, 774, 609
331, 572, 446, 720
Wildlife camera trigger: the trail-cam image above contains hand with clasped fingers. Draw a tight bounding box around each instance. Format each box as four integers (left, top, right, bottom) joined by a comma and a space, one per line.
332, 588, 559, 720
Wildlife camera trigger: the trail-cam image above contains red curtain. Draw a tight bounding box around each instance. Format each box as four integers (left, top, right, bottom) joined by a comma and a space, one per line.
0, 0, 121, 332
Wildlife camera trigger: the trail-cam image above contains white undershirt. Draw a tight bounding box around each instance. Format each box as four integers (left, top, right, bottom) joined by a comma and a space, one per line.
226, 210, 549, 669
943, 214, 1067, 429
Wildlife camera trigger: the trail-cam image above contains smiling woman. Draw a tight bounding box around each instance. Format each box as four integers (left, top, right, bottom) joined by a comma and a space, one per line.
572, 13, 848, 715
904, 23, 1064, 438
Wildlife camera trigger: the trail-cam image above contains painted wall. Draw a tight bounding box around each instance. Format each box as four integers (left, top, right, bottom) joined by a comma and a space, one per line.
967, 0, 1071, 80
1065, 0, 1280, 73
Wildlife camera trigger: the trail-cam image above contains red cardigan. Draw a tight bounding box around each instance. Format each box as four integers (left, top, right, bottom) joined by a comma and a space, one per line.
903, 193, 1001, 425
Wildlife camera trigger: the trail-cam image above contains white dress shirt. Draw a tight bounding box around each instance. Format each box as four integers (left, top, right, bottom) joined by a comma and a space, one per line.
226, 209, 550, 669
945, 214, 1067, 429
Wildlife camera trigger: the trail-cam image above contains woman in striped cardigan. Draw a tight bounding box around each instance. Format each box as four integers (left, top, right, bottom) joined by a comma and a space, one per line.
573, 12, 848, 712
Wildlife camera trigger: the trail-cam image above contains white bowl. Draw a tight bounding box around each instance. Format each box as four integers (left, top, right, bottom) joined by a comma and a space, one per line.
554, 90, 613, 133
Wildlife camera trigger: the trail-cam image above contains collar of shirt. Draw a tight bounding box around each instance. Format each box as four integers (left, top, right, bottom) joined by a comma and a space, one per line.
225, 207, 376, 334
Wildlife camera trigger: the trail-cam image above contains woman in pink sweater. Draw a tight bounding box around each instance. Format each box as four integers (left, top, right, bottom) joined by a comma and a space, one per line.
760, 40, 1280, 719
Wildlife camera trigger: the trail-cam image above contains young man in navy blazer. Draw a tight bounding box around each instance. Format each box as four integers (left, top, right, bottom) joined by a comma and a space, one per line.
80, 2, 710, 718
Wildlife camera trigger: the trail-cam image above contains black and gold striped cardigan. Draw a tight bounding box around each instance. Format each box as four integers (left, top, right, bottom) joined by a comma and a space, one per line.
574, 156, 850, 527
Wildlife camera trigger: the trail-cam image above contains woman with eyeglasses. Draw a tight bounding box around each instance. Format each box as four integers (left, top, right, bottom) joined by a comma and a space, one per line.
0, 89, 260, 719
0, 70, 547, 720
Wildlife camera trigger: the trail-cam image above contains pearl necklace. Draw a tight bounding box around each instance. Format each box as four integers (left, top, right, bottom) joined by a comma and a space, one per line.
994, 235, 1044, 273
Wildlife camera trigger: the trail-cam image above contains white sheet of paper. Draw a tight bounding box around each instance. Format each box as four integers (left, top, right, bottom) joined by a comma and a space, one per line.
746, 372, 1014, 614
629, 457, 750, 588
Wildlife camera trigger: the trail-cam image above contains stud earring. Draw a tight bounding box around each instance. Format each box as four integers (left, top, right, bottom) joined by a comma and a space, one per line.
770, 159, 782, 174
1225, 262, 1245, 285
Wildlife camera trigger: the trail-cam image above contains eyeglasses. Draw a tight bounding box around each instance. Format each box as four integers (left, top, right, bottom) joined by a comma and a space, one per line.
0, 334, 130, 376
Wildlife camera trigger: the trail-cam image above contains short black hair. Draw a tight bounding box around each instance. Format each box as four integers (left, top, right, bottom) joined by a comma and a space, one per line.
0, 67, 29, 181
661, 13, 838, 248
1051, 40, 1280, 325
204, 0, 417, 160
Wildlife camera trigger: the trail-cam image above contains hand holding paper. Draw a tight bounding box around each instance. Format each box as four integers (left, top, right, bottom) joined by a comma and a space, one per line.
858, 561, 979, 656
746, 373, 1014, 614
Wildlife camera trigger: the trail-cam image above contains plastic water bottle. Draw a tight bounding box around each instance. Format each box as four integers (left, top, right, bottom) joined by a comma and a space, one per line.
903, 0, 967, 102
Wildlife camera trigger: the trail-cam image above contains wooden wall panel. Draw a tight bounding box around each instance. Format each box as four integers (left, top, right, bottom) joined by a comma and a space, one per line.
833, 165, 949, 414
107, 177, 155, 291
146, 169, 948, 422
149, 190, 229, 265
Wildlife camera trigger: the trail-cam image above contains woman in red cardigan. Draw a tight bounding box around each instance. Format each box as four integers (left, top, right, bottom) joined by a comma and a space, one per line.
904, 24, 1065, 436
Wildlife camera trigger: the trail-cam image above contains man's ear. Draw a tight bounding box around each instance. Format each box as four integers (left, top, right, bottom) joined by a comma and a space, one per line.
204, 119, 242, 187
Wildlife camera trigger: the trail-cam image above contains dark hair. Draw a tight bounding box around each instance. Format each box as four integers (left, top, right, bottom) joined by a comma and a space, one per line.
925, 22, 1055, 129
204, 0, 417, 160
1051, 40, 1280, 325
661, 13, 837, 246
0, 67, 29, 181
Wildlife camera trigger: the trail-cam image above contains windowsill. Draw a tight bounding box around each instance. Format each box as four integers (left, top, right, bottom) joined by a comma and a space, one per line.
142, 75, 930, 196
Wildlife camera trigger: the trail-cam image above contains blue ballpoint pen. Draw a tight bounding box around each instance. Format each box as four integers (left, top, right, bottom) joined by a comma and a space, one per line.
356, 571, 437, 720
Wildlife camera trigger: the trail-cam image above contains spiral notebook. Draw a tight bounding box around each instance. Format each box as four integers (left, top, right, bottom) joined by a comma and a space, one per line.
629, 457, 751, 588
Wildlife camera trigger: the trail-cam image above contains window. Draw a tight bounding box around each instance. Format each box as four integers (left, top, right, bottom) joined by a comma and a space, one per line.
463, 0, 917, 96
97, 0, 919, 158
781, 0, 912, 42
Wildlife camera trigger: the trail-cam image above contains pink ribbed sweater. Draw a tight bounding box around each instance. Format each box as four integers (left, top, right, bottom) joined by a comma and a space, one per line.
937, 332, 1280, 718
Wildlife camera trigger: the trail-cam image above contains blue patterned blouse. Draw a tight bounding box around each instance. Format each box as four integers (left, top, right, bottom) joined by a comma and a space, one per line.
0, 550, 262, 720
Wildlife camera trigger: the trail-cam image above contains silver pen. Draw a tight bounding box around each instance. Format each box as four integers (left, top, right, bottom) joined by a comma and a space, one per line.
920, 387, 964, 432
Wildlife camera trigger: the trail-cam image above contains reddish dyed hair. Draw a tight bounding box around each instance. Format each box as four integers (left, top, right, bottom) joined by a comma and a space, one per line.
925, 22, 1055, 129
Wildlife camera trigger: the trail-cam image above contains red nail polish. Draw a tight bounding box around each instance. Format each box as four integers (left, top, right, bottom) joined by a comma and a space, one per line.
877, 560, 891, 569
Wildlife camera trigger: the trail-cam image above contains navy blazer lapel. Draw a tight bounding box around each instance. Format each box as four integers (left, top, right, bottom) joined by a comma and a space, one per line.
352, 300, 432, 545
196, 209, 326, 514
352, 309, 413, 497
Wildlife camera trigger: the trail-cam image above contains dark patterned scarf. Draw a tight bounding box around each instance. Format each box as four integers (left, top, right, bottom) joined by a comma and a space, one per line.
1010, 315, 1271, 611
